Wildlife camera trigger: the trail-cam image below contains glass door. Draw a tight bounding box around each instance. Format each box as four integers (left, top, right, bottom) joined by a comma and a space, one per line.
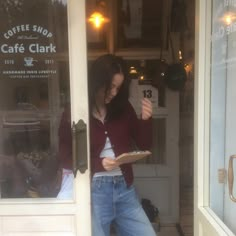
0, 0, 91, 235
195, 0, 236, 235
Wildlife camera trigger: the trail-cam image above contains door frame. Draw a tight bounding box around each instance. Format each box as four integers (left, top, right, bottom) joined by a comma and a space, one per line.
68, 0, 91, 235
194, 0, 235, 235
0, 1, 91, 235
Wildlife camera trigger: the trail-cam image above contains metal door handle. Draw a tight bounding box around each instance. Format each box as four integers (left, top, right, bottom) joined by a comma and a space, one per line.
228, 155, 236, 202
72, 119, 88, 177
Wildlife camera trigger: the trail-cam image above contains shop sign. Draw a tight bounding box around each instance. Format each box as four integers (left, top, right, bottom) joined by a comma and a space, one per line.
0, 24, 58, 79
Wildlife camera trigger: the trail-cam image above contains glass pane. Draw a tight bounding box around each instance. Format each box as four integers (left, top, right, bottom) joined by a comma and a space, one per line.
210, 0, 236, 234
209, 0, 227, 216
116, 0, 163, 49
0, 0, 72, 199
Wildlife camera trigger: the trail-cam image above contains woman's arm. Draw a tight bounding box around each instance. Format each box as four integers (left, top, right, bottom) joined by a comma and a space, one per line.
129, 99, 153, 150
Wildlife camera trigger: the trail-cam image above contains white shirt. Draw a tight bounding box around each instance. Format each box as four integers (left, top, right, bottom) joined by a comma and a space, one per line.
93, 137, 122, 177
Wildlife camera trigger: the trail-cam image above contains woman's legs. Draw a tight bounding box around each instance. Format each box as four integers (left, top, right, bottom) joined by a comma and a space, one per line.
115, 186, 156, 236
92, 210, 106, 236
92, 176, 114, 236
114, 180, 156, 236
91, 175, 156, 236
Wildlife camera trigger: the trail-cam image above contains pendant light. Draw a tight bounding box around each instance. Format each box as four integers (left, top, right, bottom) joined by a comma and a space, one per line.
88, 0, 109, 29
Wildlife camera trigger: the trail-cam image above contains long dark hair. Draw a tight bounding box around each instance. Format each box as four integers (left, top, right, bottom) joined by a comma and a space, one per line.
89, 54, 130, 120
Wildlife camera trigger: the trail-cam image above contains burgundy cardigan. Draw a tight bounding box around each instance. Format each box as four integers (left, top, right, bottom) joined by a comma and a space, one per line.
59, 102, 152, 186
90, 102, 152, 186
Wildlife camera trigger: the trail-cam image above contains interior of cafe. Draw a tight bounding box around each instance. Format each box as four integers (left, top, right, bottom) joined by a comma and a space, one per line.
0, 1, 195, 235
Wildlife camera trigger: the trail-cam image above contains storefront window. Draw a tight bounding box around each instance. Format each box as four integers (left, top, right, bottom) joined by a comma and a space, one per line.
86, 0, 167, 52
210, 0, 236, 233
0, 0, 71, 199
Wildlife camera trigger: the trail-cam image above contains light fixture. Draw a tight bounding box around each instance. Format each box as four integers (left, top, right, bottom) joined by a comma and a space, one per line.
88, 0, 109, 29
225, 15, 232, 25
222, 12, 236, 25
184, 63, 192, 74
178, 50, 183, 61
138, 60, 146, 81
129, 66, 138, 74
88, 12, 109, 29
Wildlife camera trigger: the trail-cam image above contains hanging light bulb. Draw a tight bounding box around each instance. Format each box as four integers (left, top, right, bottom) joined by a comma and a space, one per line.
221, 12, 236, 25
88, 12, 109, 29
88, 0, 109, 29
225, 15, 232, 25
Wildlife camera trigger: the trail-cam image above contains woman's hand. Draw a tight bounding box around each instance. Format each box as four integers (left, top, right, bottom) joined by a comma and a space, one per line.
102, 157, 119, 171
141, 98, 153, 120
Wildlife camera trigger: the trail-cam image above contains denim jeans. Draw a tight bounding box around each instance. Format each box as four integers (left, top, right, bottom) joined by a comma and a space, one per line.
92, 175, 156, 236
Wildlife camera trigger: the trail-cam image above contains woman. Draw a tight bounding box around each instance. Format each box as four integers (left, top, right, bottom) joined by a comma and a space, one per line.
89, 54, 156, 236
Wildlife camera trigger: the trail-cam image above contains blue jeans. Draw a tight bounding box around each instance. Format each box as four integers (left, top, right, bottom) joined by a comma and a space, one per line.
92, 175, 156, 236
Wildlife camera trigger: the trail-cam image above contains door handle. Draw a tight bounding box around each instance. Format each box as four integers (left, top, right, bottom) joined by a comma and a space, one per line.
228, 155, 236, 202
72, 119, 88, 177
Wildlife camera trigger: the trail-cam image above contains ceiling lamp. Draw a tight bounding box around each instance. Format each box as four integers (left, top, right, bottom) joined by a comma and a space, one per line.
88, 11, 109, 29
88, 0, 109, 29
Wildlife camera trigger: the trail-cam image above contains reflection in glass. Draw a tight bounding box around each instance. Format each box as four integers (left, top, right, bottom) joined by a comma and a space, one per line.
0, 0, 71, 199
210, 0, 236, 234
116, 0, 163, 49
210, 0, 227, 216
